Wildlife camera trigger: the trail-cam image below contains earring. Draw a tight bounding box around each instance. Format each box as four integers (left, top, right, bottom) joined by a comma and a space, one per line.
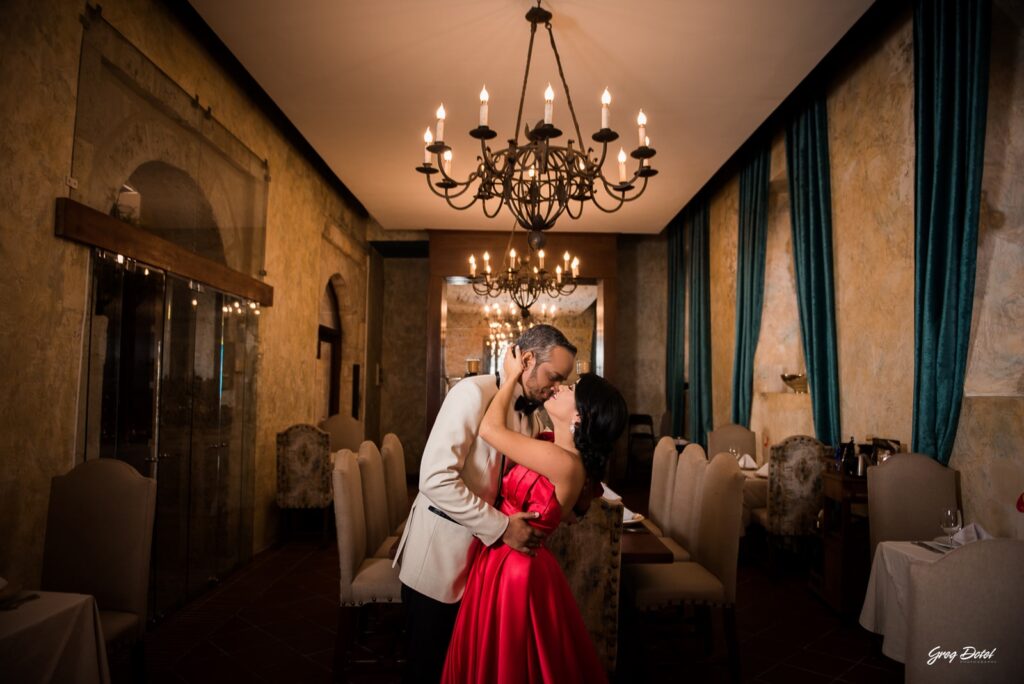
570, 422, 577, 435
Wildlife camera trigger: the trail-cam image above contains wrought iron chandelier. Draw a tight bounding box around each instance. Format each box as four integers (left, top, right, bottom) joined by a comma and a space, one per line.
467, 245, 579, 318
416, 1, 657, 248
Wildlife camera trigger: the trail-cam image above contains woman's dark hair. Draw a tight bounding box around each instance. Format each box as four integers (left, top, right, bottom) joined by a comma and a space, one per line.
572, 373, 628, 481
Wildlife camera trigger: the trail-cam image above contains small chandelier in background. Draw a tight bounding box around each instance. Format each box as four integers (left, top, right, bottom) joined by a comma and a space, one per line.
416, 1, 657, 250
468, 247, 579, 318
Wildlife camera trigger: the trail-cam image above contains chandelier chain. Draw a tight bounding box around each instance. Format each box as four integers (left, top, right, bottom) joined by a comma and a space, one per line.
545, 22, 584, 148
514, 21, 539, 144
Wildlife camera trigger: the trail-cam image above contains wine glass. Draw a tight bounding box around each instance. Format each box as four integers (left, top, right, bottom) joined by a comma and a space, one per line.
939, 508, 962, 546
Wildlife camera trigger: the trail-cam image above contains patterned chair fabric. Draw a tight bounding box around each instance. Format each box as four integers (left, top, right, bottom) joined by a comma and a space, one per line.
760, 435, 824, 536
276, 424, 332, 509
547, 497, 624, 674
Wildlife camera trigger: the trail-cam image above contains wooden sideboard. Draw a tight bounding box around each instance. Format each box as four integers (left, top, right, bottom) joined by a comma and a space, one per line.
812, 470, 870, 616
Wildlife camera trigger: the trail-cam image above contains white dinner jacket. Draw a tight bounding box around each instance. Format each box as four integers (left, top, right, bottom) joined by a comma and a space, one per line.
393, 374, 534, 603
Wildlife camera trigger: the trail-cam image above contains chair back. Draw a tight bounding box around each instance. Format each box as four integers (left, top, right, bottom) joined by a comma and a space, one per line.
867, 452, 959, 557
380, 433, 409, 533
648, 437, 679, 533
708, 423, 757, 460
548, 498, 624, 673
356, 440, 390, 556
41, 459, 156, 637
906, 539, 1024, 684
276, 424, 332, 509
332, 449, 367, 604
694, 453, 745, 603
665, 443, 707, 550
319, 413, 363, 452
766, 435, 824, 536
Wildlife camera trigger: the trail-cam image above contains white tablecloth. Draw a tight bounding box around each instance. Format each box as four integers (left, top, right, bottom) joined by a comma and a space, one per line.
0, 591, 110, 684
859, 541, 945, 663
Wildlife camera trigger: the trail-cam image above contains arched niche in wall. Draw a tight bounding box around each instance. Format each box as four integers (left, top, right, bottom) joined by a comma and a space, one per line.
426, 231, 619, 433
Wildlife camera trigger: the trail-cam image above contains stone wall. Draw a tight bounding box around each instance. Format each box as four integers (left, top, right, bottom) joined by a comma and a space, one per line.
616, 234, 668, 423
0, 0, 379, 586
703, 4, 1024, 535
380, 259, 429, 474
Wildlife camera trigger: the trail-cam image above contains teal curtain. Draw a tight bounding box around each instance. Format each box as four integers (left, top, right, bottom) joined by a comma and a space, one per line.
731, 144, 770, 427
666, 214, 687, 437
687, 200, 713, 448
786, 97, 841, 447
912, 0, 990, 465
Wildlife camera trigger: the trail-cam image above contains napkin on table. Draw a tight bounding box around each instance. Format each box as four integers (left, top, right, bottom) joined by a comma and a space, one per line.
600, 482, 639, 522
737, 453, 757, 470
755, 462, 769, 478
952, 522, 992, 546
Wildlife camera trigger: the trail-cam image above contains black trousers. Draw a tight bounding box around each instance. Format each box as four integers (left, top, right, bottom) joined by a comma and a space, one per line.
402, 583, 461, 684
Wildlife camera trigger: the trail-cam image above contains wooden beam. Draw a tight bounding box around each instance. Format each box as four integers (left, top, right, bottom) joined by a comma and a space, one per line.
55, 197, 273, 305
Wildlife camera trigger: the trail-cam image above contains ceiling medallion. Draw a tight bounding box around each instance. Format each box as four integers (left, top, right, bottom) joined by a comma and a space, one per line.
416, 1, 658, 248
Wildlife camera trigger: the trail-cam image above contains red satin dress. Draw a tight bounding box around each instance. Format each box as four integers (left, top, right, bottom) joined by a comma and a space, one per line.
441, 460, 608, 683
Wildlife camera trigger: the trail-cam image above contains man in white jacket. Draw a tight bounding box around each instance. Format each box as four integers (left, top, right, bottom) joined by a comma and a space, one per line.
394, 324, 577, 683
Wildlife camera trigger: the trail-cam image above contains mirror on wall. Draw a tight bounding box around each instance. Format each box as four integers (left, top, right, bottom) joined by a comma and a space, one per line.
441, 280, 599, 389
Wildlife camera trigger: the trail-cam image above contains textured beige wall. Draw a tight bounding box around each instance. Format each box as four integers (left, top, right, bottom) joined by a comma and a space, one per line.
380, 259, 429, 474
709, 176, 739, 429
616, 234, 668, 422
0, 0, 379, 585
828, 14, 915, 446
0, 0, 89, 589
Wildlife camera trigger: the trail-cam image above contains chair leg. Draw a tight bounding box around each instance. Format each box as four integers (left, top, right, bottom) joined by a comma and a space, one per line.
334, 606, 358, 680
724, 605, 740, 684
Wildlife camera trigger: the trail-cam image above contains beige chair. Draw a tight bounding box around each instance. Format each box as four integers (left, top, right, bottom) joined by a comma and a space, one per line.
41, 458, 157, 672
624, 453, 745, 680
548, 497, 625, 675
276, 424, 333, 541
708, 423, 757, 461
380, 433, 409, 535
332, 449, 403, 673
641, 437, 679, 537
906, 539, 1024, 684
751, 435, 824, 539
867, 452, 959, 557
356, 440, 398, 558
319, 413, 363, 452
659, 443, 708, 562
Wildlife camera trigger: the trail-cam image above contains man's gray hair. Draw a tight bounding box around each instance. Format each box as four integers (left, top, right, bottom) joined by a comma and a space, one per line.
515, 324, 577, 363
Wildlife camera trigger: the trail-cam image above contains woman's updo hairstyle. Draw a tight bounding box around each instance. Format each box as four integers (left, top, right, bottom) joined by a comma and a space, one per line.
572, 373, 628, 481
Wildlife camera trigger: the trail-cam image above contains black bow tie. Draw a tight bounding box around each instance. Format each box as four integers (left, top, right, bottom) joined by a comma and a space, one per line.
514, 396, 541, 416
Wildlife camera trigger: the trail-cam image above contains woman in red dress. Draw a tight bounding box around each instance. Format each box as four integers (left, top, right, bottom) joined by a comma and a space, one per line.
442, 346, 627, 683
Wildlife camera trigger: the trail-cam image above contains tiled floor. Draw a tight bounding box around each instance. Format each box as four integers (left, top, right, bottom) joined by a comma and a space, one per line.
133, 483, 903, 683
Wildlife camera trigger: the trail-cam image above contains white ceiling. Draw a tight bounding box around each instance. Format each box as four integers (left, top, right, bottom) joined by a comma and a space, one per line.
191, 0, 873, 234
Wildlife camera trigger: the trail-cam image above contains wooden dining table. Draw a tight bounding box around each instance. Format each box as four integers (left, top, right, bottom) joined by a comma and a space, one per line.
620, 526, 673, 563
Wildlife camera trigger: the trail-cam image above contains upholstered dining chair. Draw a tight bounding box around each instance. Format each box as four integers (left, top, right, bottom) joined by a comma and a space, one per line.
708, 423, 757, 463
380, 433, 410, 535
750, 435, 825, 543
356, 440, 399, 558
41, 458, 157, 676
623, 453, 745, 681
332, 449, 403, 674
276, 423, 333, 541
641, 437, 679, 537
658, 443, 709, 562
905, 539, 1024, 684
867, 452, 959, 557
319, 412, 363, 453
548, 497, 625, 675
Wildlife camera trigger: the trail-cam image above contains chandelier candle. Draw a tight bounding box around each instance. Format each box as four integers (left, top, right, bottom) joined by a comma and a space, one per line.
618, 148, 627, 183
423, 128, 433, 164
435, 104, 446, 142
415, 1, 657, 241
637, 110, 647, 148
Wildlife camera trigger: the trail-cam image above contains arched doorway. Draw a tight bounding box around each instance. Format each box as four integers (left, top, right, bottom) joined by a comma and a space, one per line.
317, 279, 343, 422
